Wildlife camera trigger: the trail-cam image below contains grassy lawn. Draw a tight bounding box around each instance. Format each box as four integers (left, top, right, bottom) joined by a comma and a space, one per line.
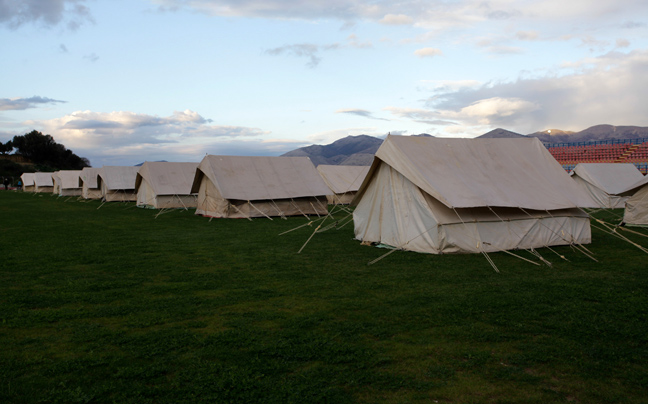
1, 191, 647, 403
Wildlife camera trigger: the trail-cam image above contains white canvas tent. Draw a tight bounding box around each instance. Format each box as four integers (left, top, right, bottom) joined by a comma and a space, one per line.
21, 173, 35, 192
33, 172, 54, 193
191, 155, 331, 218
135, 162, 199, 209
616, 174, 648, 226
570, 163, 644, 209
79, 167, 103, 199
352, 135, 595, 255
317, 165, 370, 204
98, 166, 139, 202
52, 170, 82, 196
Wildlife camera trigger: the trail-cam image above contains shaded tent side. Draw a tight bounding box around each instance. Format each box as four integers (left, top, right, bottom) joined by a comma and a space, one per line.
134, 162, 198, 209
79, 167, 103, 199
317, 165, 370, 204
191, 155, 331, 218
98, 166, 139, 202
33, 172, 54, 193
616, 175, 648, 227
570, 163, 644, 209
21, 173, 35, 192
52, 170, 82, 196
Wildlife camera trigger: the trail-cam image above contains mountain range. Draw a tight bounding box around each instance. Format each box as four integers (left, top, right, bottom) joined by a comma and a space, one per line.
282, 125, 648, 166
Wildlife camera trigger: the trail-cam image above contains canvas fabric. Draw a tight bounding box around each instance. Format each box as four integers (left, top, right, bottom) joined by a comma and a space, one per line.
623, 185, 648, 226
352, 136, 593, 254
52, 170, 82, 196
34, 172, 54, 193
193, 155, 330, 218
570, 163, 644, 209
135, 162, 198, 209
317, 165, 369, 205
21, 173, 35, 189
80, 167, 102, 199
359, 136, 595, 210
195, 175, 327, 218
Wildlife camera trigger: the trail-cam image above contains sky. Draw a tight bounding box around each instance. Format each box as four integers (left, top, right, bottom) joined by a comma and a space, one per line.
1, 0, 647, 167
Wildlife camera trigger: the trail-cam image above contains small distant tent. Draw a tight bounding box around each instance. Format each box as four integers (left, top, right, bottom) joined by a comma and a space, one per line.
98, 166, 139, 202
21, 173, 35, 192
52, 170, 82, 196
135, 162, 199, 209
352, 135, 595, 254
79, 167, 103, 199
570, 163, 644, 209
616, 175, 648, 226
191, 155, 331, 218
33, 172, 54, 193
317, 165, 370, 204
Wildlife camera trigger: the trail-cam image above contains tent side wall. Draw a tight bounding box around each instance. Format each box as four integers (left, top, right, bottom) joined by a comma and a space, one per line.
353, 163, 442, 252
137, 178, 155, 208
34, 185, 53, 193
326, 191, 357, 205
100, 179, 136, 202
623, 185, 648, 226
23, 185, 35, 192
155, 195, 198, 209
82, 185, 102, 199
138, 177, 198, 209
196, 175, 327, 218
572, 175, 627, 209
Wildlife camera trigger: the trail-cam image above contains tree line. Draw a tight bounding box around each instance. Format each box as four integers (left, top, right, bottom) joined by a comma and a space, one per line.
0, 130, 91, 185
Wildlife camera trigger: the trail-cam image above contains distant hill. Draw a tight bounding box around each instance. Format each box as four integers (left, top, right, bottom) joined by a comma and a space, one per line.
282, 125, 648, 166
529, 125, 648, 143
477, 128, 526, 138
281, 135, 384, 166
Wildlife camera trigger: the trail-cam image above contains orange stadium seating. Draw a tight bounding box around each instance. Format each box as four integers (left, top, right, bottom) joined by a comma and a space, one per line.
545, 139, 648, 174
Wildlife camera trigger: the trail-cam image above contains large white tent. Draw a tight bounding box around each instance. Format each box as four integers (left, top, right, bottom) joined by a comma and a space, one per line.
33, 172, 54, 193
570, 163, 644, 209
98, 166, 139, 202
79, 167, 103, 199
191, 155, 331, 218
352, 135, 595, 255
21, 173, 35, 192
52, 170, 82, 196
135, 162, 199, 209
317, 165, 370, 204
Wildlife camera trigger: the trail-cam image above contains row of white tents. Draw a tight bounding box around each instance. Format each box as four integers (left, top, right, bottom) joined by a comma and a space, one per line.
18, 136, 648, 257
20, 158, 369, 213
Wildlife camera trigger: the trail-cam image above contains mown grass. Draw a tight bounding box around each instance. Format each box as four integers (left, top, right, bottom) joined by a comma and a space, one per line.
0, 192, 647, 403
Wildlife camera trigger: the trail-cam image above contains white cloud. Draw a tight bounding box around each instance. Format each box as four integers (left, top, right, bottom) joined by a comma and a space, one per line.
389, 50, 648, 135
379, 14, 413, 25
414, 47, 443, 57
26, 109, 269, 149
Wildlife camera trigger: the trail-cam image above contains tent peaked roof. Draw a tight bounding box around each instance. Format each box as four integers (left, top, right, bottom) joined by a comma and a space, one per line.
99, 166, 139, 190
80, 167, 102, 188
34, 172, 54, 187
54, 170, 82, 189
135, 162, 198, 195
21, 173, 35, 186
317, 165, 370, 194
571, 163, 644, 195
357, 135, 594, 210
192, 155, 331, 200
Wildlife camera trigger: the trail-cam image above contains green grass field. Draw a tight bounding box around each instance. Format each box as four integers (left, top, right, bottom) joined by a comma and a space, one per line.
1, 192, 647, 403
